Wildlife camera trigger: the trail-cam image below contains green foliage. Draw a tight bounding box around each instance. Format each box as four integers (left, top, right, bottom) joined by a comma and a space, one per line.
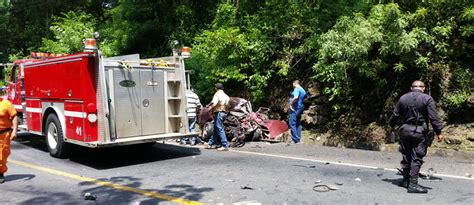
0, 0, 105, 62
0, 1, 472, 125
315, 4, 412, 105
313, 2, 473, 118
443, 91, 469, 109
8, 51, 24, 62
443, 66, 473, 111
212, 3, 237, 28
460, 6, 474, 37
100, 0, 218, 57
188, 1, 369, 102
40, 11, 96, 54
188, 3, 271, 100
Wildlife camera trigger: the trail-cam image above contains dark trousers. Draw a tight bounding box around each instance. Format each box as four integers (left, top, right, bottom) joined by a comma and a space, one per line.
399, 134, 428, 178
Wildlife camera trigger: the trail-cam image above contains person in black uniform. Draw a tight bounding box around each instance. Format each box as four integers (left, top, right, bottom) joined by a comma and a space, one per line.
389, 80, 444, 194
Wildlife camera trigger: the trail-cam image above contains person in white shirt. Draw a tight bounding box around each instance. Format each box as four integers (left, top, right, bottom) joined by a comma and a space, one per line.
206, 83, 230, 151
180, 87, 202, 146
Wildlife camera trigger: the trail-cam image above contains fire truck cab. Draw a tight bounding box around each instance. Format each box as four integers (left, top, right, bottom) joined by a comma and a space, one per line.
2, 40, 193, 158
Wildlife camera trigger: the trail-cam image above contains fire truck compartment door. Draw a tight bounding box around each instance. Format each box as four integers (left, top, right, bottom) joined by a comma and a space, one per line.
140, 70, 166, 135
64, 101, 85, 141
112, 69, 142, 138
111, 69, 166, 138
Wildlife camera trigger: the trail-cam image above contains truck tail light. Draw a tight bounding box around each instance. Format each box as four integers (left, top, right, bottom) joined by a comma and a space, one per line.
87, 103, 97, 113
87, 103, 98, 123
83, 38, 97, 51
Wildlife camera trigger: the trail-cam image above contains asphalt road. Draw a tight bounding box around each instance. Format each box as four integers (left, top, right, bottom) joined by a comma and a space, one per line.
0, 133, 473, 205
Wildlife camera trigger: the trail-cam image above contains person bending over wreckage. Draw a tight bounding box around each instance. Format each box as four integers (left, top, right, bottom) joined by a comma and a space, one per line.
389, 80, 444, 194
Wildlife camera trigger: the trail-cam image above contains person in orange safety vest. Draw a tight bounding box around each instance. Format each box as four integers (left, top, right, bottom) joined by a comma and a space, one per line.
0, 97, 18, 184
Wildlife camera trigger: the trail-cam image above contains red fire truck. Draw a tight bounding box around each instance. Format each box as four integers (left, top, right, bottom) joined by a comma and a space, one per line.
2, 39, 194, 158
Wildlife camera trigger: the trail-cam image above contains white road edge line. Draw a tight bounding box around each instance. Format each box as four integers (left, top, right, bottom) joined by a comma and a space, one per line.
231, 150, 474, 181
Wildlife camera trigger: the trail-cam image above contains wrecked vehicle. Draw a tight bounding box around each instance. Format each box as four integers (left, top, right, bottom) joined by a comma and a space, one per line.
198, 97, 289, 147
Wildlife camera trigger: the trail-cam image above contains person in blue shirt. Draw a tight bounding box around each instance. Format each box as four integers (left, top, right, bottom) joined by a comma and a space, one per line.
289, 80, 306, 144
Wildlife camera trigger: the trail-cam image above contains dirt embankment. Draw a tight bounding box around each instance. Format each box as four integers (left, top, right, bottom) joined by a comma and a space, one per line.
298, 123, 474, 153
259, 80, 473, 153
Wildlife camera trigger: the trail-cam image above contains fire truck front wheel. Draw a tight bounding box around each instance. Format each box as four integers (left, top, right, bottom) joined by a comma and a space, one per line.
45, 114, 70, 158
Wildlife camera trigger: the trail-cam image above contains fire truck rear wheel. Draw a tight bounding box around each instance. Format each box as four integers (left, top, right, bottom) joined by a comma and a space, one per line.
45, 114, 70, 158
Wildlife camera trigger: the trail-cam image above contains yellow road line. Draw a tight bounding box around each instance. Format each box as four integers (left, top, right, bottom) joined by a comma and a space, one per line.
9, 159, 202, 205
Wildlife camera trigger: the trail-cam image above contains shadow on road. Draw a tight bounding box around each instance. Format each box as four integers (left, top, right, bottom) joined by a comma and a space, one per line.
381, 178, 433, 190
14, 132, 201, 170
18, 192, 84, 205
13, 133, 49, 152
69, 143, 201, 170
18, 176, 213, 205
5, 174, 35, 182
381, 178, 403, 187
78, 176, 213, 204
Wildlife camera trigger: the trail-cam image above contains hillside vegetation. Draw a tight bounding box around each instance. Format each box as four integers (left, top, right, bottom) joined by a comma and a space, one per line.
1, 1, 472, 147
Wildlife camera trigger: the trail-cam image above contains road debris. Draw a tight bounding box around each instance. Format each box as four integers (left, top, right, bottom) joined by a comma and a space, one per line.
227, 179, 235, 182
324, 162, 330, 165
396, 168, 403, 175
335, 182, 344, 185
466, 173, 472, 178
354, 178, 362, 181
294, 164, 316, 168
84, 193, 97, 201
310, 136, 321, 141
427, 197, 436, 202
233, 200, 262, 205
313, 185, 339, 192
293, 164, 316, 169
315, 180, 323, 184
401, 167, 442, 180
426, 168, 434, 179
241, 186, 254, 190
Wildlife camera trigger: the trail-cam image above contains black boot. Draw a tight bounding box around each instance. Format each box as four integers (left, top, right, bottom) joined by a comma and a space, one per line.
407, 177, 428, 193
398, 169, 409, 188
0, 173, 5, 184
399, 176, 409, 188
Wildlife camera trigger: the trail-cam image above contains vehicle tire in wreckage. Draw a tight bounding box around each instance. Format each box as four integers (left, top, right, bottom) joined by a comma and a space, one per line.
201, 121, 214, 142
252, 128, 262, 141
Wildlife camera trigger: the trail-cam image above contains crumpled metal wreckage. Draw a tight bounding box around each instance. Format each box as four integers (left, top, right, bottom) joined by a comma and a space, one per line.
198, 97, 289, 147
